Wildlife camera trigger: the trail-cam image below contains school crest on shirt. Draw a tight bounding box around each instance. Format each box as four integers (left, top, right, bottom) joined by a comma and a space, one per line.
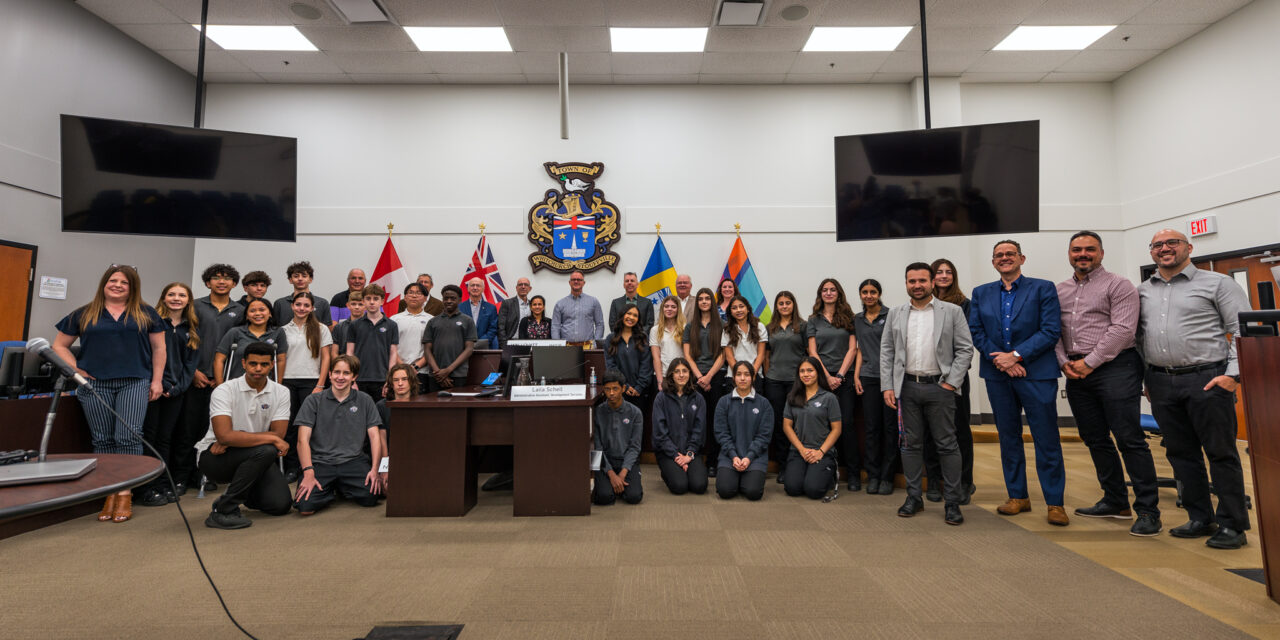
527, 161, 621, 274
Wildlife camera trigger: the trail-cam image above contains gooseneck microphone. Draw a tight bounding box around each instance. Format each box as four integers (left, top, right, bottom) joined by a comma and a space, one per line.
25, 337, 93, 391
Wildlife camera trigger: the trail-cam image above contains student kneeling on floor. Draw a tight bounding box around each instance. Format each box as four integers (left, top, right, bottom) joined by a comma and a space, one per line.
593, 369, 644, 505
715, 360, 774, 501
293, 354, 384, 514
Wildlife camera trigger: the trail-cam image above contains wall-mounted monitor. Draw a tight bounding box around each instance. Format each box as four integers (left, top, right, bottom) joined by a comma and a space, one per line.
835, 120, 1039, 241
60, 114, 297, 242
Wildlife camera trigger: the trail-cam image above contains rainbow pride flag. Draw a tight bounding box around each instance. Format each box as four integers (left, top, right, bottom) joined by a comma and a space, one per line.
722, 236, 771, 324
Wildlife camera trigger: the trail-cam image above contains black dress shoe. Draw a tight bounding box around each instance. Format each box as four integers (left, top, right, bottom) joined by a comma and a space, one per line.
135, 488, 168, 507
707, 466, 717, 478
1130, 513, 1162, 537
898, 496, 924, 517
205, 508, 252, 530
925, 486, 942, 502
877, 481, 894, 495
959, 490, 971, 506
284, 469, 301, 484
172, 482, 188, 497
847, 477, 861, 492
866, 479, 880, 494
202, 480, 218, 492
1206, 528, 1247, 549
1169, 520, 1218, 538
1074, 501, 1133, 519
944, 502, 964, 525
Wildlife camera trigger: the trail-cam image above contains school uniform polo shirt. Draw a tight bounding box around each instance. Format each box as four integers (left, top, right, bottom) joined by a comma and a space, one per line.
193, 376, 291, 458
348, 315, 399, 382
294, 388, 381, 466
782, 389, 841, 450
423, 312, 477, 377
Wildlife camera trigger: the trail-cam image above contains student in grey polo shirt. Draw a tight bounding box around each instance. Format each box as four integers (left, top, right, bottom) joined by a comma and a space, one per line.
782, 356, 842, 500
593, 370, 644, 506
852, 279, 896, 495
421, 285, 477, 392
293, 355, 383, 514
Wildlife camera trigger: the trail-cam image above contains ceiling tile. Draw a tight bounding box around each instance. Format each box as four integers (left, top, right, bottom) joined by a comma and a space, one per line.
959, 71, 1048, 82
1127, 0, 1251, 25
326, 51, 434, 73
439, 74, 529, 83
155, 49, 253, 73
878, 50, 981, 74
379, 0, 502, 26
516, 51, 612, 75
1041, 71, 1124, 82
505, 26, 611, 51
228, 51, 345, 74
203, 72, 264, 83
525, 73, 614, 83
967, 50, 1076, 73
790, 51, 891, 74
114, 23, 207, 50
257, 72, 354, 83
868, 72, 919, 83
610, 53, 703, 75
762, 0, 829, 27
75, 0, 183, 24
817, 0, 932, 26
604, 0, 716, 26
296, 25, 418, 52
155, 0, 293, 24
784, 72, 875, 83
705, 27, 813, 52
925, 0, 1046, 26
494, 0, 607, 27
1054, 48, 1162, 73
896, 25, 1014, 51
700, 52, 797, 74
350, 73, 442, 84
1091, 23, 1207, 49
612, 74, 699, 84
1022, 0, 1156, 25
699, 74, 788, 84
422, 52, 523, 74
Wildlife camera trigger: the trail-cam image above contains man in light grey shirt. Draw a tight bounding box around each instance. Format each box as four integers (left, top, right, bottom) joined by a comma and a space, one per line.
551, 270, 604, 346
881, 262, 973, 525
1137, 229, 1250, 550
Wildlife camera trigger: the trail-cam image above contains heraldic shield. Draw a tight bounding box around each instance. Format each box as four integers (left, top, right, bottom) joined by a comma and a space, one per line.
527, 161, 621, 274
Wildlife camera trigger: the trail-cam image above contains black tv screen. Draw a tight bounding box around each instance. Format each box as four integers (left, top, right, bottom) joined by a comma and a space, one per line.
835, 120, 1038, 241
60, 115, 297, 242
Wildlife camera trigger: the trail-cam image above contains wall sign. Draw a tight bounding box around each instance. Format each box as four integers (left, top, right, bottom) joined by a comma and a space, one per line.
527, 161, 621, 274
1187, 214, 1218, 238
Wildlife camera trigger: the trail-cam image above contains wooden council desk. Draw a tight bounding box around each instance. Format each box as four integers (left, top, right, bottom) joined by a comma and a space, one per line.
386, 388, 595, 517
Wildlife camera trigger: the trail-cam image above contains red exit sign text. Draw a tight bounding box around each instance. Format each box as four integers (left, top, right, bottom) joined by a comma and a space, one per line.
1188, 215, 1218, 238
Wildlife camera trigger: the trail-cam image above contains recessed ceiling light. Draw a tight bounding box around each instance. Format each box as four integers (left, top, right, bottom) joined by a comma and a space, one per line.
402, 27, 512, 52
610, 28, 708, 53
191, 25, 318, 51
802, 27, 912, 52
993, 25, 1116, 51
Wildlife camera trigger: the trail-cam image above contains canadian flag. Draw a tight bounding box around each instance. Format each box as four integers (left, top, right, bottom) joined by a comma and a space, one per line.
370, 237, 412, 316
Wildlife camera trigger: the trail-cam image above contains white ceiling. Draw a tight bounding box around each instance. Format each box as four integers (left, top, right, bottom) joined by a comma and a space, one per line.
75, 0, 1253, 84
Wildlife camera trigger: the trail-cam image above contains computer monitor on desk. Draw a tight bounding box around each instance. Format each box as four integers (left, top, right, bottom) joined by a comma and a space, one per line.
531, 346, 584, 383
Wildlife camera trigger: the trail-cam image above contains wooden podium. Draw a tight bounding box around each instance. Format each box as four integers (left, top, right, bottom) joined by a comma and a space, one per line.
1238, 335, 1280, 604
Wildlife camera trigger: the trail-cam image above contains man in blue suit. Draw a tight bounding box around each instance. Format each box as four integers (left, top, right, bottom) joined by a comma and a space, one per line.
970, 239, 1069, 526
461, 277, 499, 349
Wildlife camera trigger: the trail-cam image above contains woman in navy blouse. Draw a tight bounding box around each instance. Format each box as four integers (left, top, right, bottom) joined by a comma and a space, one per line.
53, 265, 165, 523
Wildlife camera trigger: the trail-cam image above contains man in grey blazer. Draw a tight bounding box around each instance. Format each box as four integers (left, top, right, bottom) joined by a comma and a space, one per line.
881, 262, 974, 525
495, 277, 533, 348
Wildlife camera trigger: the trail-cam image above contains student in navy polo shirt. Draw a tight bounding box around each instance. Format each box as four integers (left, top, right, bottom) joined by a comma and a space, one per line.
346, 284, 400, 401
714, 360, 774, 501
293, 355, 383, 514
136, 282, 202, 507
52, 265, 166, 523
593, 369, 644, 506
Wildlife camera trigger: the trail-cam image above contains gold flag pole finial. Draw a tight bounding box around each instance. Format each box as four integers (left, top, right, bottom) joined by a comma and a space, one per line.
734, 223, 741, 236
479, 222, 486, 236
655, 223, 661, 236
387, 223, 394, 238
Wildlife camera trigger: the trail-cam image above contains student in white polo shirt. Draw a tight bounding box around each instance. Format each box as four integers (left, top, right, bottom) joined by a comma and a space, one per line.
195, 342, 293, 530
391, 282, 433, 390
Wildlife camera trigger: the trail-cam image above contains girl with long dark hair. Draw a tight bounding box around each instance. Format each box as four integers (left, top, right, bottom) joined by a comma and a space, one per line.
852, 279, 896, 495
683, 288, 727, 475
806, 278, 861, 490
214, 297, 285, 384
929, 257, 975, 502
651, 358, 708, 495
763, 291, 805, 483
782, 356, 842, 500
714, 360, 774, 500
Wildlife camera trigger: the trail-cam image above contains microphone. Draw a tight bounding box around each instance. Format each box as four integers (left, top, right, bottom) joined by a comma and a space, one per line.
25, 337, 94, 391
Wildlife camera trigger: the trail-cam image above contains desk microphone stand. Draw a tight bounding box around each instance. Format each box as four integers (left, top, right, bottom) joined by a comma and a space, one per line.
0, 376, 97, 486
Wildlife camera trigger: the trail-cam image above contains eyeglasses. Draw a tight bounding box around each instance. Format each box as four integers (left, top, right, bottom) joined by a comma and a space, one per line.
1149, 239, 1184, 250
992, 252, 1020, 260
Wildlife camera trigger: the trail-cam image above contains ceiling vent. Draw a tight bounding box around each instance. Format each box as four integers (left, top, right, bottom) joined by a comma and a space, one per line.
718, 1, 766, 26
326, 0, 391, 23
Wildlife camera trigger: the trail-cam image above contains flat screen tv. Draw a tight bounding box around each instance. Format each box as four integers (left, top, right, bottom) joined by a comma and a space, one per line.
835, 120, 1038, 241
60, 115, 297, 242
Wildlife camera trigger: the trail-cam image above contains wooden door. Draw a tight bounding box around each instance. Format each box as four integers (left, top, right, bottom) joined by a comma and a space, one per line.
0, 241, 37, 341
1194, 251, 1279, 439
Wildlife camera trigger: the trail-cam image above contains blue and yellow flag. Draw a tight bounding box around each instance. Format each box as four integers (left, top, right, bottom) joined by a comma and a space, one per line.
639, 236, 678, 306
723, 236, 772, 324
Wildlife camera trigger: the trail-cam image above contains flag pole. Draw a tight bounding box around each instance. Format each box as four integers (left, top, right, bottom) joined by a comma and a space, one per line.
734, 222, 741, 236
655, 223, 661, 236
387, 223, 394, 238
479, 222, 486, 236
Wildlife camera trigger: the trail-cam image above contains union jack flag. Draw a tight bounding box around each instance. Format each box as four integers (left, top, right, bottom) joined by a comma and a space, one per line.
460, 235, 508, 305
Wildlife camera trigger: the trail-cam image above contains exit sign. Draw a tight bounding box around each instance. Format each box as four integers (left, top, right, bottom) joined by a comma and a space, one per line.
1188, 215, 1218, 238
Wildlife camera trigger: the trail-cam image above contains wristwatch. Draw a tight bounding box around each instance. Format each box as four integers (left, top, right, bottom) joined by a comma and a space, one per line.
1231, 375, 1241, 383
1012, 350, 1023, 360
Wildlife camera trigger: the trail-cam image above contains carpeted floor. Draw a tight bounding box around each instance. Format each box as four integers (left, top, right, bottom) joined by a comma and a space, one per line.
0, 453, 1257, 640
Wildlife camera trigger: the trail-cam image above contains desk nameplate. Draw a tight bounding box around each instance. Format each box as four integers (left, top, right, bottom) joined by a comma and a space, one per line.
509, 384, 587, 402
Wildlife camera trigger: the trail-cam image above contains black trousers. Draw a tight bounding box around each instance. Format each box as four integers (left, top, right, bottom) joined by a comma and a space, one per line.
293, 456, 380, 513
831, 378, 861, 478
925, 375, 973, 487
426, 375, 468, 393
197, 443, 292, 516
716, 468, 766, 500
1146, 365, 1247, 530
783, 449, 836, 500
656, 455, 708, 495
357, 380, 386, 401
282, 378, 319, 474
593, 466, 643, 505
173, 385, 214, 486
140, 392, 185, 492
860, 377, 899, 483
701, 371, 729, 470
762, 377, 792, 474
1065, 349, 1159, 516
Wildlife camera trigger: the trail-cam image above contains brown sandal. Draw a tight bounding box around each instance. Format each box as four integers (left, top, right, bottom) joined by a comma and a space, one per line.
111, 493, 132, 523
98, 494, 116, 521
